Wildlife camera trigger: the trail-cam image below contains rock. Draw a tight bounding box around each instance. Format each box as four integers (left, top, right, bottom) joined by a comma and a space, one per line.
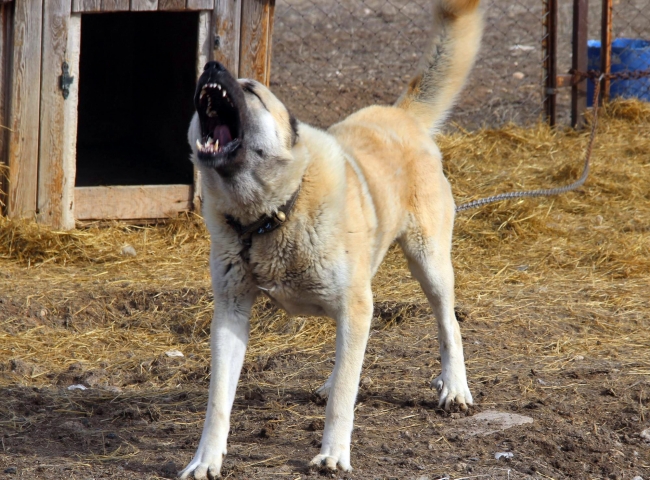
640, 428, 650, 442
120, 244, 137, 256
513, 72, 525, 80
165, 350, 184, 358
495, 451, 514, 460
68, 384, 87, 391
4, 467, 17, 474
451, 410, 533, 437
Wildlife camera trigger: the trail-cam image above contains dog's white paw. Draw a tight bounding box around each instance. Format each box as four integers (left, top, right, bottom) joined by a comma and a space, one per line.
178, 448, 225, 480
309, 449, 352, 472
431, 373, 473, 410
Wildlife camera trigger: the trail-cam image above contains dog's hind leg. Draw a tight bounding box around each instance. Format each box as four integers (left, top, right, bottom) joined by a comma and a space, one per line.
398, 213, 473, 411
310, 285, 373, 472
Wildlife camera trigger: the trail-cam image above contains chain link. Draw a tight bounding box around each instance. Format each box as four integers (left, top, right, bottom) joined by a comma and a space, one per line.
455, 74, 605, 213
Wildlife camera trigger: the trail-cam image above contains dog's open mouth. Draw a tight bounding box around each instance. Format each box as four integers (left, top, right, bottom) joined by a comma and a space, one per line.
196, 82, 242, 162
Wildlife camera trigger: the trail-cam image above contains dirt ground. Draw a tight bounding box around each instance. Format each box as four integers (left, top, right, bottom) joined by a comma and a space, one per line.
271, 0, 650, 129
1, 100, 650, 479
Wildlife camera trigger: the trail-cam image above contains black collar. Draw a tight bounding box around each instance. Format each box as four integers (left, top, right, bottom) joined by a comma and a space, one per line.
225, 186, 301, 249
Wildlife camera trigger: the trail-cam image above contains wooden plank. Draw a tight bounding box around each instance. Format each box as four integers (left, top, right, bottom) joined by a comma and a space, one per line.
571, 0, 588, 128
38, 8, 80, 229
265, 0, 275, 86
102, 0, 130, 11
0, 4, 12, 213
213, 0, 241, 75
130, 0, 158, 11
72, 0, 102, 12
187, 0, 214, 9
192, 10, 213, 213
158, 0, 186, 10
75, 185, 193, 220
239, 0, 272, 83
7, 0, 43, 219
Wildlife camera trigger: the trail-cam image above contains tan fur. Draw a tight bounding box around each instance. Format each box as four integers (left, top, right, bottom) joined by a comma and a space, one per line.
180, 0, 484, 478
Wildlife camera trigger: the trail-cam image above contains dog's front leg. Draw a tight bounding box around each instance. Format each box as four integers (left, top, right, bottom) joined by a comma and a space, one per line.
310, 287, 373, 472
180, 290, 255, 480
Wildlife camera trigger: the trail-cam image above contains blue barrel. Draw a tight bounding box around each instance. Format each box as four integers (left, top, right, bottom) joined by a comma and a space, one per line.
587, 38, 650, 106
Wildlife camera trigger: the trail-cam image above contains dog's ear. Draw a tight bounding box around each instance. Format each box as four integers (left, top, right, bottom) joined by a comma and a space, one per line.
289, 114, 299, 146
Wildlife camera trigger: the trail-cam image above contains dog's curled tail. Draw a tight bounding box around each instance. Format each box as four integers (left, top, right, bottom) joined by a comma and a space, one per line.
395, 0, 484, 133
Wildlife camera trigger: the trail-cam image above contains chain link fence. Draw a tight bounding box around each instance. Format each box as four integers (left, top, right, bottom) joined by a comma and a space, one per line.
271, 0, 649, 130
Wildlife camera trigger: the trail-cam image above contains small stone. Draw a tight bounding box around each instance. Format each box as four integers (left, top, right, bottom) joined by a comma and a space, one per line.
360, 376, 373, 387
640, 428, 650, 442
165, 350, 184, 358
573, 355, 584, 361
632, 476, 644, 480
120, 244, 137, 257
68, 384, 87, 391
4, 467, 17, 474
513, 71, 525, 80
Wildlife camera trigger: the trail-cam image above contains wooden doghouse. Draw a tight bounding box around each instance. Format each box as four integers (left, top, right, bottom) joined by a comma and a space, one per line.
0, 0, 274, 229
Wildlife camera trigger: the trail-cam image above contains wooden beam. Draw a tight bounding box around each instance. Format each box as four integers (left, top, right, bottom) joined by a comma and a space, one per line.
266, 0, 275, 86
239, 0, 273, 84
72, 0, 101, 12
130, 0, 158, 11
74, 185, 193, 220
187, 0, 214, 9
213, 0, 241, 75
158, 0, 186, 10
101, 0, 130, 11
193, 10, 213, 213
7, 0, 43, 219
38, 8, 80, 229
0, 3, 12, 214
571, 0, 588, 128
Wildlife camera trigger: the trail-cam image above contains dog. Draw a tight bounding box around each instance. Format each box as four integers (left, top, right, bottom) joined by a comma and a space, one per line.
180, 0, 484, 477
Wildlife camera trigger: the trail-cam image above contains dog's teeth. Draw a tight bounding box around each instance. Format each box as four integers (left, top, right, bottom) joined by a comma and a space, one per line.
215, 139, 219, 150
207, 137, 214, 145
217, 84, 222, 90
222, 90, 227, 98
196, 139, 202, 151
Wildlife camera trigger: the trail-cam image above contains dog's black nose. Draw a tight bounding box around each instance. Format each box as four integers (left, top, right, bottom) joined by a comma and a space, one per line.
204, 61, 226, 72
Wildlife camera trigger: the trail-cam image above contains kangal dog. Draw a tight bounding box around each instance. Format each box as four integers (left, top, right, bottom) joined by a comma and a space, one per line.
181, 0, 484, 477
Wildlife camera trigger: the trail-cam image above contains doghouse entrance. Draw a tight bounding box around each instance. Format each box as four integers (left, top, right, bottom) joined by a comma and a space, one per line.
75, 12, 198, 187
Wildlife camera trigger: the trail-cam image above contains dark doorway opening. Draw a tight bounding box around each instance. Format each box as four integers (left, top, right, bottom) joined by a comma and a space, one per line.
76, 12, 198, 187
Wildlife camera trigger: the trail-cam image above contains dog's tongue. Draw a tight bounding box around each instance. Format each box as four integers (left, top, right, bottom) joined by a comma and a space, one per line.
213, 125, 232, 146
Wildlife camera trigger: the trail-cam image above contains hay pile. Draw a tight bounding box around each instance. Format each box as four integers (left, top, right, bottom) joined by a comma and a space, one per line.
0, 99, 649, 391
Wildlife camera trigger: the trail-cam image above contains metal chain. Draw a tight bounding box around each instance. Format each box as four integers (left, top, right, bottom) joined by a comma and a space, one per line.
456, 73, 607, 213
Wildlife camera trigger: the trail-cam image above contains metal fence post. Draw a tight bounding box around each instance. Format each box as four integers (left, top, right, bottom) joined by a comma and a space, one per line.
600, 0, 613, 105
571, 0, 589, 128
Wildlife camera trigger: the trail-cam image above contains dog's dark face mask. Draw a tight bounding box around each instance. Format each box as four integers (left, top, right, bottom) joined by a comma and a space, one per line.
191, 61, 299, 183
193, 61, 250, 178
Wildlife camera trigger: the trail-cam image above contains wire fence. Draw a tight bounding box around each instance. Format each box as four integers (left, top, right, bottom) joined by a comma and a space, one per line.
271, 0, 650, 130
